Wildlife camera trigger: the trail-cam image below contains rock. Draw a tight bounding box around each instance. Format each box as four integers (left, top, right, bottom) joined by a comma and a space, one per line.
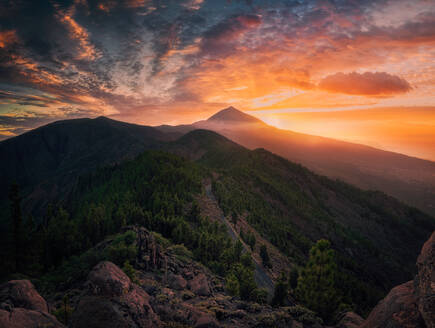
0, 279, 64, 328
194, 314, 219, 328
70, 261, 161, 328
337, 311, 364, 328
168, 273, 187, 290
189, 273, 211, 296
415, 231, 434, 328
0, 280, 48, 312
87, 261, 131, 296
0, 308, 64, 328
361, 281, 424, 328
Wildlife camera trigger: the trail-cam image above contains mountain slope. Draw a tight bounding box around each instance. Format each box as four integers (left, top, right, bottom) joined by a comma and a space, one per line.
157, 107, 435, 216
0, 116, 177, 216
168, 130, 435, 314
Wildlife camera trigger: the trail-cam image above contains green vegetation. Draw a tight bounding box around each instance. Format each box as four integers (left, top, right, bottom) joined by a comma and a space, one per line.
296, 240, 341, 323
260, 245, 272, 268
272, 273, 288, 306
1, 129, 434, 324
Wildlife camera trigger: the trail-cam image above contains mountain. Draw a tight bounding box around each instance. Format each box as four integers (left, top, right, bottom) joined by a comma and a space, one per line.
1, 119, 434, 325
207, 106, 263, 124
156, 107, 435, 217
0, 116, 181, 216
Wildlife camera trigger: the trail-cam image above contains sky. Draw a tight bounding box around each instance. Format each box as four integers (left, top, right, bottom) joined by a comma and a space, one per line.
1, 0, 435, 159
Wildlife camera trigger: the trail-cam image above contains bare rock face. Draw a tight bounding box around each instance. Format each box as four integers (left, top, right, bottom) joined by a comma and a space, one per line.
70, 261, 161, 328
336, 311, 364, 328
0, 280, 48, 312
194, 314, 220, 328
362, 281, 424, 328
87, 261, 131, 296
0, 280, 64, 328
168, 273, 187, 290
415, 231, 434, 328
362, 231, 435, 328
189, 273, 211, 296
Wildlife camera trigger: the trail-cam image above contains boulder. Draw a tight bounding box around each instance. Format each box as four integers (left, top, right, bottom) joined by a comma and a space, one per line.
168, 273, 187, 290
336, 311, 364, 328
415, 231, 434, 328
87, 261, 131, 296
194, 314, 219, 328
70, 261, 161, 328
361, 280, 424, 328
0, 279, 64, 328
0, 307, 64, 328
189, 273, 211, 296
0, 280, 48, 312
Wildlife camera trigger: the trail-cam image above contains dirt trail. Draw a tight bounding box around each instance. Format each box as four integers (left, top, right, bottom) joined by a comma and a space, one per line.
203, 183, 275, 297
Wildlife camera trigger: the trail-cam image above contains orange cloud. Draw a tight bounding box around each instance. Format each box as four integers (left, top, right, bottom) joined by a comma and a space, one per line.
318, 72, 412, 96
0, 30, 18, 48
58, 12, 98, 60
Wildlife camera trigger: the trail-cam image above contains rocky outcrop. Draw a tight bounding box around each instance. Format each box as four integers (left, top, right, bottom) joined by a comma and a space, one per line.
336, 312, 364, 328
362, 231, 435, 328
0, 280, 64, 328
415, 231, 434, 328
189, 273, 211, 296
70, 261, 161, 328
168, 273, 187, 290
361, 281, 424, 328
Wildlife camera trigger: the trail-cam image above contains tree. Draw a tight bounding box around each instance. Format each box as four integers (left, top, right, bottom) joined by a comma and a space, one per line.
9, 183, 23, 272
289, 268, 299, 290
231, 211, 238, 226
225, 273, 240, 296
260, 244, 271, 268
272, 272, 288, 306
189, 200, 200, 223
296, 239, 340, 323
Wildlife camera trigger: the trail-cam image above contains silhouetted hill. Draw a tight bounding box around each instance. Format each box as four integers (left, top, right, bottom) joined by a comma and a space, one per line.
0, 116, 176, 216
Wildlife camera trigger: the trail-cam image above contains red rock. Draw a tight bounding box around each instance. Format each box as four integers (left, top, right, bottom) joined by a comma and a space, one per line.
0, 279, 64, 328
415, 231, 434, 328
0, 280, 48, 313
87, 261, 131, 296
168, 273, 187, 290
337, 311, 364, 328
189, 273, 211, 296
194, 314, 219, 328
71, 261, 161, 328
0, 308, 64, 328
361, 281, 424, 328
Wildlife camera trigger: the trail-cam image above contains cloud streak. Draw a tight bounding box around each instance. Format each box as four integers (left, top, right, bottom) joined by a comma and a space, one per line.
318, 72, 412, 96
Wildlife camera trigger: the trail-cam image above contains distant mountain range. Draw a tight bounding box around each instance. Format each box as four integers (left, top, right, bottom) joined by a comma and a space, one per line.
157, 106, 435, 217
0, 109, 434, 322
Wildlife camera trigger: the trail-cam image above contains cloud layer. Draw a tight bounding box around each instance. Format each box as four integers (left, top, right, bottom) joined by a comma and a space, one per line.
0, 0, 434, 138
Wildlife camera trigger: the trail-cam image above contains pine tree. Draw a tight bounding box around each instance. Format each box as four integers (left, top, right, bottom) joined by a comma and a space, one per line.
296, 239, 340, 323
260, 244, 271, 268
272, 272, 288, 306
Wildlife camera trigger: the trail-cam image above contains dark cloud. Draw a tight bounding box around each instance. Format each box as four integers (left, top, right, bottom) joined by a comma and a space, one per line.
319, 72, 412, 96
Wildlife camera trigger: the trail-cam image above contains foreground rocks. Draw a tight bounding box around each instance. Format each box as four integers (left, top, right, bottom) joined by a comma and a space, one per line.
0, 280, 64, 328
0, 228, 431, 328
361, 231, 435, 328
70, 261, 161, 328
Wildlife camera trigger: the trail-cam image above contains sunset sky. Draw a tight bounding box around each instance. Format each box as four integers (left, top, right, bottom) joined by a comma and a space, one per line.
1, 0, 434, 159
